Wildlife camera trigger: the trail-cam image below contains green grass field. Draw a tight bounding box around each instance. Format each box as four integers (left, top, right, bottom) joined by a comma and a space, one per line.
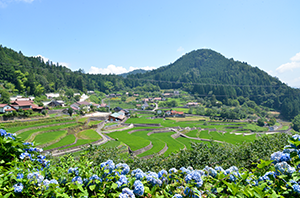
77, 129, 102, 140
106, 127, 151, 151
59, 139, 96, 150
185, 129, 200, 138
176, 137, 210, 150
7, 120, 75, 133
152, 132, 185, 156
18, 123, 79, 141
43, 134, 76, 150
33, 130, 67, 146
88, 120, 103, 126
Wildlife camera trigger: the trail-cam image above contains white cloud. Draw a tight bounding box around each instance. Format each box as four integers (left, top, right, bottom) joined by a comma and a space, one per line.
0, 0, 34, 8
17, 0, 34, 2
177, 46, 184, 52
89, 65, 156, 75
34, 55, 70, 68
276, 52, 300, 73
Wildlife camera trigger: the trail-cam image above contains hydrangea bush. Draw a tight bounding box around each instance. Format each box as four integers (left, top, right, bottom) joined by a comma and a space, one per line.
1, 128, 300, 197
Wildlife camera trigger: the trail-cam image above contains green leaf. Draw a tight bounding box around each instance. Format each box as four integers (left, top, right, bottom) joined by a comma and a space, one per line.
111, 183, 118, 190
217, 187, 224, 193
89, 184, 96, 191
3, 193, 11, 198
257, 159, 273, 169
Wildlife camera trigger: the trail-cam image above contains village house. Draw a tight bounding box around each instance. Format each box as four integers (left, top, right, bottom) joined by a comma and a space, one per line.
153, 97, 162, 101
9, 100, 43, 112
108, 112, 126, 121
45, 93, 60, 99
165, 110, 185, 117
163, 93, 172, 97
70, 101, 91, 111
186, 102, 199, 107
0, 104, 15, 113
47, 100, 65, 107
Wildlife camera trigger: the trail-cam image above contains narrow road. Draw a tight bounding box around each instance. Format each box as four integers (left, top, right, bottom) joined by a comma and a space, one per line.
152, 103, 158, 112
51, 122, 109, 156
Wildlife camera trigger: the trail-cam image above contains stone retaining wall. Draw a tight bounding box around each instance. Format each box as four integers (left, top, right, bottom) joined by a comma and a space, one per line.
133, 124, 161, 127
132, 142, 153, 155
51, 138, 105, 156
147, 130, 172, 136
42, 134, 77, 153
171, 132, 181, 139
141, 143, 168, 159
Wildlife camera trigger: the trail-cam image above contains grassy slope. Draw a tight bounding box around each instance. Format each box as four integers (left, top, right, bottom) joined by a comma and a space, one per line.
18, 123, 79, 141
43, 134, 76, 150
106, 127, 151, 151
33, 130, 67, 145
7, 120, 75, 133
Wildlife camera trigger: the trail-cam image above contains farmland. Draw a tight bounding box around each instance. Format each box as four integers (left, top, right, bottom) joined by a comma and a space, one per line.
3, 111, 290, 158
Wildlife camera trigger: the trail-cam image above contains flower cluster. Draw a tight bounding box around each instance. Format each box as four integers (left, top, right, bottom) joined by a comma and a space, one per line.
3, 127, 300, 197
0, 128, 16, 140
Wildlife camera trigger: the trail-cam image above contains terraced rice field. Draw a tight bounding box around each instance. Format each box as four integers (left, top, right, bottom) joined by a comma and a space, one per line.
6, 120, 75, 133
43, 135, 76, 150
33, 130, 68, 146
18, 123, 79, 141
106, 128, 151, 151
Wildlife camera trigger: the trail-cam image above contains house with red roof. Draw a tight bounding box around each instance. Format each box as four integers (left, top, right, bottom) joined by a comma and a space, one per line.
0, 104, 15, 113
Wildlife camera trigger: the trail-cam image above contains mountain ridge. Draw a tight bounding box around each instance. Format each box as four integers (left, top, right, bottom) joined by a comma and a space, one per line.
1, 45, 300, 120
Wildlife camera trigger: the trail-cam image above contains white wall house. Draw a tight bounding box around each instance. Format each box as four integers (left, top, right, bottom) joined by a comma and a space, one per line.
0, 104, 14, 113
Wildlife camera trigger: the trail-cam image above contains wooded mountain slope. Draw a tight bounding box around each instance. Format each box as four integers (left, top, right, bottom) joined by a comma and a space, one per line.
130, 49, 300, 119
1, 45, 300, 119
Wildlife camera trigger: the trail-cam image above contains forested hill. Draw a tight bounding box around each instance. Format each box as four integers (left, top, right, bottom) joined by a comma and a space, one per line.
119, 69, 148, 78
129, 49, 300, 119
1, 45, 300, 120
0, 45, 127, 94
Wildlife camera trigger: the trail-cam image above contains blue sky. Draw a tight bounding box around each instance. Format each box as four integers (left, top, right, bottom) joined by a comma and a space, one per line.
1, 0, 300, 87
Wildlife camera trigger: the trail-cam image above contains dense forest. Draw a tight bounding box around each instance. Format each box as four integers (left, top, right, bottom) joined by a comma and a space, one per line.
1, 45, 300, 120
129, 49, 300, 120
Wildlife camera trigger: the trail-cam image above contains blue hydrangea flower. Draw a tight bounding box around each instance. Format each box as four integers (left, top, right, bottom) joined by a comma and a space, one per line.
246, 175, 258, 186
23, 142, 34, 146
89, 174, 101, 181
17, 173, 24, 179
20, 152, 31, 160
275, 162, 296, 175
100, 159, 115, 172
119, 187, 135, 198
0, 129, 7, 136
116, 163, 130, 175
169, 168, 178, 174
292, 134, 300, 141
116, 175, 128, 188
13, 183, 23, 193
185, 170, 203, 187
293, 184, 300, 194
215, 166, 225, 173
204, 166, 217, 178
132, 168, 145, 180
50, 179, 58, 185
172, 194, 183, 198
158, 169, 168, 179
27, 172, 44, 184
72, 176, 83, 184
68, 167, 79, 176
133, 180, 144, 196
